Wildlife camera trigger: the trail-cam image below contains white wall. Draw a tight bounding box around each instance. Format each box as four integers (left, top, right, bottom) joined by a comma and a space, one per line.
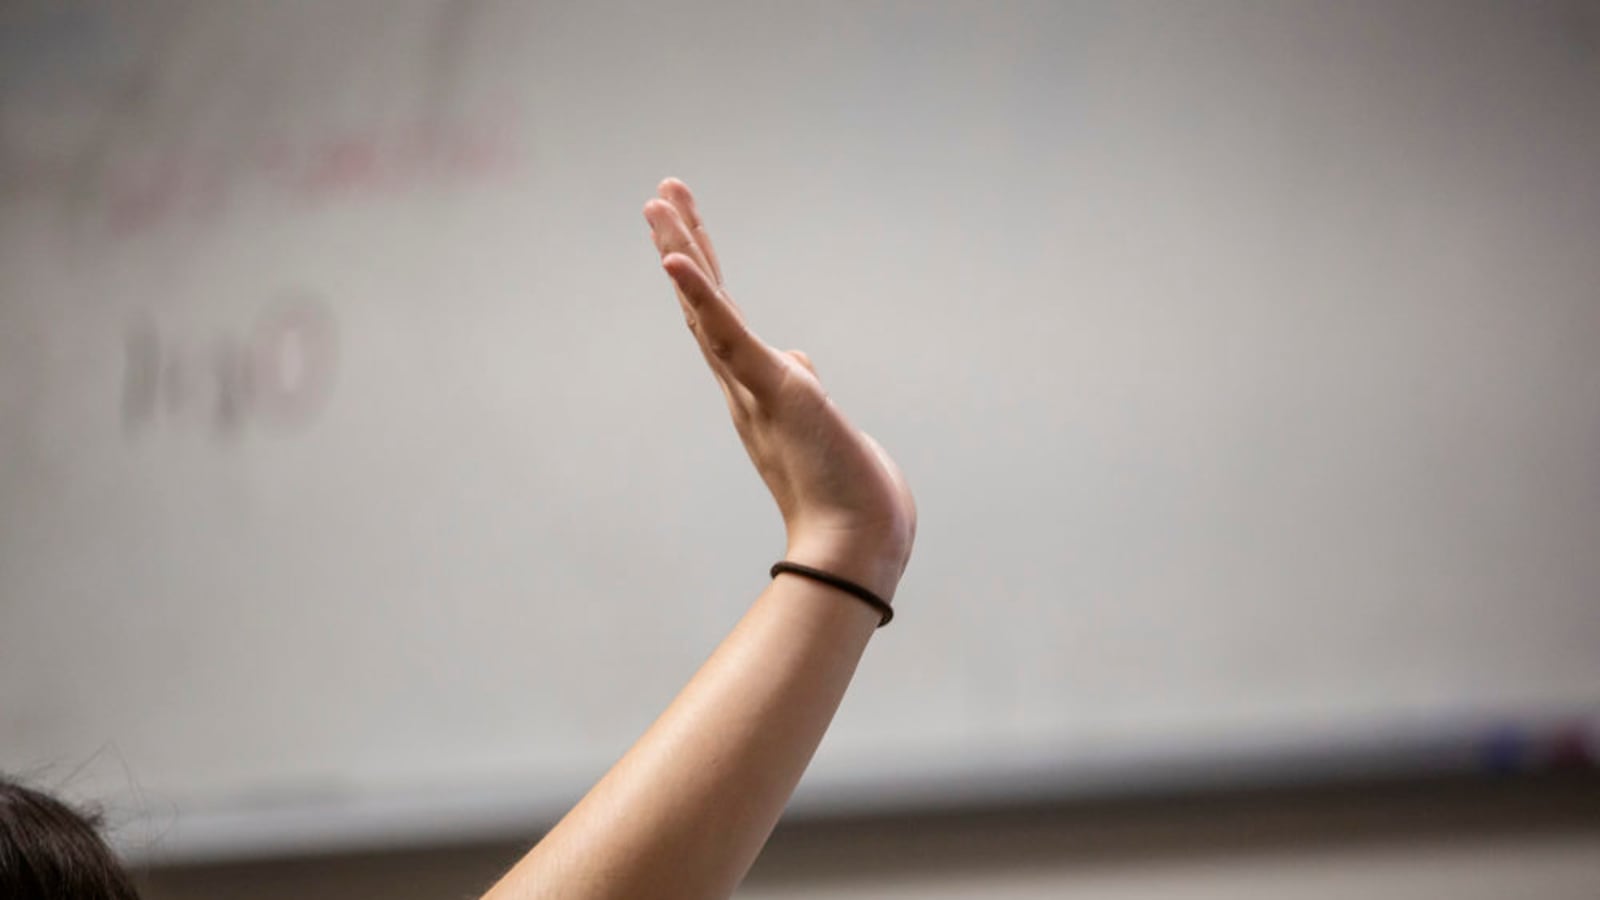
4, 0, 1599, 865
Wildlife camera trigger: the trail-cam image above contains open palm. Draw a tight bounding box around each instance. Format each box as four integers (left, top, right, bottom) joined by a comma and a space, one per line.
643, 179, 916, 601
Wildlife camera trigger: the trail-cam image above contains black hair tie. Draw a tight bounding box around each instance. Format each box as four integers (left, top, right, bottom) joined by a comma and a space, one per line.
770, 561, 894, 627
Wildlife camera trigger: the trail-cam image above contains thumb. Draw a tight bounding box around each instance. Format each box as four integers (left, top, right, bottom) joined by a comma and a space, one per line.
787, 349, 816, 376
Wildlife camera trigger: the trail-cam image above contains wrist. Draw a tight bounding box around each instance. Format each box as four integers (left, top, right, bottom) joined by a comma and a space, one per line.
780, 535, 905, 604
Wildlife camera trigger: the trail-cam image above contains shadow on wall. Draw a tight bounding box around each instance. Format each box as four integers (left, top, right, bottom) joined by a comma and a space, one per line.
134, 774, 1600, 900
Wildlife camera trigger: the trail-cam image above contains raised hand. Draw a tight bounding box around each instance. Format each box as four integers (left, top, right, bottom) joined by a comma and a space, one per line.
480, 181, 914, 900
643, 178, 915, 602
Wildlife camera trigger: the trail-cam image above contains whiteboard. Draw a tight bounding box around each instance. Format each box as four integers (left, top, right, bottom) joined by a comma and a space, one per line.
3, 0, 1598, 862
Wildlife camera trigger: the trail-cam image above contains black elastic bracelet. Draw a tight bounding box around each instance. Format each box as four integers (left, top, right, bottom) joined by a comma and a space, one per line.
769, 561, 894, 628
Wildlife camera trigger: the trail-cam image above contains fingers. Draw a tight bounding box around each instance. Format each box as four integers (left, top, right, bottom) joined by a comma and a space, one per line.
658, 178, 724, 285
643, 198, 723, 312
661, 251, 783, 398
646, 184, 782, 399
645, 198, 737, 398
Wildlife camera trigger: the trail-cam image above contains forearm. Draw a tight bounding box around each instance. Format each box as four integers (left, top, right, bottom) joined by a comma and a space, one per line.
483, 571, 880, 900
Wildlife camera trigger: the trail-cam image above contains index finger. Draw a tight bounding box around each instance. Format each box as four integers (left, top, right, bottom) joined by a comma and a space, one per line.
661, 252, 783, 399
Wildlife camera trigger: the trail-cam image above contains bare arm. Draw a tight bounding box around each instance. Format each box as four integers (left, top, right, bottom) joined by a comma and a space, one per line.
481, 179, 916, 900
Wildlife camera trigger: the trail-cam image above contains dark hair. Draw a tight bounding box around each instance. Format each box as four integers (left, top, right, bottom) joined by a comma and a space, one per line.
0, 776, 140, 900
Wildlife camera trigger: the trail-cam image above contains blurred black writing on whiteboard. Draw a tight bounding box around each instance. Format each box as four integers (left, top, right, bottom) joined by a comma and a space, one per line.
123, 292, 338, 440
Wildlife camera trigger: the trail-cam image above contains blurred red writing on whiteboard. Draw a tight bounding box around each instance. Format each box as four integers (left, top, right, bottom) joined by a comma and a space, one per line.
103, 123, 521, 236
